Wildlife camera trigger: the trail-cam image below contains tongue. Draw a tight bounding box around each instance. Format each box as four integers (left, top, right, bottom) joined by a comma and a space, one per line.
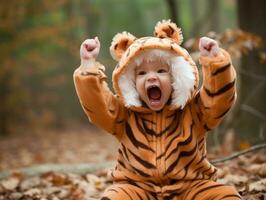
149, 87, 161, 100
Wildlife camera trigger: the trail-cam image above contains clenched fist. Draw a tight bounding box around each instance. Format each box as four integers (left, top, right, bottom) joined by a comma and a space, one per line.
80, 37, 100, 61
80, 37, 100, 69
199, 37, 221, 57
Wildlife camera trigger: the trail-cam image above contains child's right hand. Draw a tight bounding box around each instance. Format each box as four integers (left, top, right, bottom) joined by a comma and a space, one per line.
80, 37, 100, 61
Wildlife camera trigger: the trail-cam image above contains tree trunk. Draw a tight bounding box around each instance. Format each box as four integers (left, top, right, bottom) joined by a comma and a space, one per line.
209, 0, 220, 32
235, 0, 266, 143
165, 0, 180, 26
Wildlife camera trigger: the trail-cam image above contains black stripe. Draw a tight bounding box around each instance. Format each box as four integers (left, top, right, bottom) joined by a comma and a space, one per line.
119, 186, 133, 200
204, 124, 211, 131
101, 197, 111, 200
178, 148, 199, 179
121, 144, 129, 161
134, 114, 150, 141
136, 192, 144, 200
191, 184, 224, 199
166, 123, 194, 160
128, 149, 156, 169
156, 152, 165, 160
125, 177, 142, 188
164, 141, 198, 175
208, 168, 217, 178
131, 166, 151, 177
159, 117, 178, 136
204, 80, 235, 97
215, 107, 231, 119
201, 165, 212, 176
164, 134, 179, 156
109, 189, 118, 193
145, 192, 151, 200
125, 122, 155, 152
198, 138, 205, 149
142, 119, 157, 137
212, 63, 231, 76
222, 194, 241, 199
118, 159, 126, 168
116, 119, 124, 124
192, 165, 204, 175
141, 117, 155, 124
165, 114, 180, 138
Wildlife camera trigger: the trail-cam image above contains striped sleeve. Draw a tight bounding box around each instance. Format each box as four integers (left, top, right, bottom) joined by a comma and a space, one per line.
193, 49, 237, 131
73, 62, 125, 139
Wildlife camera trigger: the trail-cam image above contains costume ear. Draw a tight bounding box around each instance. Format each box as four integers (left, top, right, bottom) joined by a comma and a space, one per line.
110, 31, 136, 61
154, 19, 183, 45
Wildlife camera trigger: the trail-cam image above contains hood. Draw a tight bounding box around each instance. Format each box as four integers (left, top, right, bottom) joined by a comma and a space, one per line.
110, 20, 199, 110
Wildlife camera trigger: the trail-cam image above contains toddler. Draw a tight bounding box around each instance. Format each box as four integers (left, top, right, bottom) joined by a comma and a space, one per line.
74, 20, 241, 200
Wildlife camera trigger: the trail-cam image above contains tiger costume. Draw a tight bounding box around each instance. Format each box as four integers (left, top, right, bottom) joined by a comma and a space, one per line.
73, 20, 241, 200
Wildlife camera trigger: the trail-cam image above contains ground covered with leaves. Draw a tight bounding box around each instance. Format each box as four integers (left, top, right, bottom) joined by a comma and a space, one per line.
0, 128, 265, 199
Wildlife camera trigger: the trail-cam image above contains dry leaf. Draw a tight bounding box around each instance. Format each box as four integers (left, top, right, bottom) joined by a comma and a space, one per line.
0, 176, 20, 190
218, 174, 248, 185
249, 179, 266, 192
20, 176, 41, 190
24, 188, 41, 196
86, 174, 106, 190
249, 164, 266, 176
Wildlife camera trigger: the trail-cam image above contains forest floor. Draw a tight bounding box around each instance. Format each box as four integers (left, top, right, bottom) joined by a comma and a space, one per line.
0, 127, 265, 199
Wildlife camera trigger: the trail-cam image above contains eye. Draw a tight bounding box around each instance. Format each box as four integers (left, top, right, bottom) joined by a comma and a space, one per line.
157, 69, 167, 73
137, 71, 146, 75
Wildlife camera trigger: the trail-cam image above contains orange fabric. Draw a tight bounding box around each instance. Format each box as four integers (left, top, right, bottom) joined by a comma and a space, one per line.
102, 180, 241, 200
73, 49, 239, 199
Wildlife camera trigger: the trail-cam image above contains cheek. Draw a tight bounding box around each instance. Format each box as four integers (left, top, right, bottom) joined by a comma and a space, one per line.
136, 77, 145, 96
161, 76, 172, 96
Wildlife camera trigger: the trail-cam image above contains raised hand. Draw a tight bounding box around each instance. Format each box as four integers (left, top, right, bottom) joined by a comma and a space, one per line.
80, 37, 100, 61
80, 37, 100, 69
199, 37, 221, 57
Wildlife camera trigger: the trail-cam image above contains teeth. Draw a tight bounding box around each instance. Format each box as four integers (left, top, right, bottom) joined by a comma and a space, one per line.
148, 85, 159, 89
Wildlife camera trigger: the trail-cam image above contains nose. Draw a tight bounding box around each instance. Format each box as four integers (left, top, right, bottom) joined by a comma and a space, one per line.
147, 74, 158, 83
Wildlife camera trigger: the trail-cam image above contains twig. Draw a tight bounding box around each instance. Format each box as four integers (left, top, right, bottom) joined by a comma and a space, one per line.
1, 144, 265, 179
241, 104, 266, 121
211, 143, 266, 164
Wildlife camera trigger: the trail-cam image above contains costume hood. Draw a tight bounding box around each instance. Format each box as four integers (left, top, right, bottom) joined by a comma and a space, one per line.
110, 20, 199, 110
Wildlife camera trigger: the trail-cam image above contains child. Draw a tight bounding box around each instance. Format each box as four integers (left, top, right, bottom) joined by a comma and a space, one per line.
74, 20, 241, 200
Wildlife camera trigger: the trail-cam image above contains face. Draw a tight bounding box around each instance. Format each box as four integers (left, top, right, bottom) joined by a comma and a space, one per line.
135, 60, 172, 111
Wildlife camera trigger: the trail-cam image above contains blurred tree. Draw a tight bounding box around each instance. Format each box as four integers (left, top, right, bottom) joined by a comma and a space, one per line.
165, 0, 180, 25
235, 0, 266, 143
0, 0, 86, 134
0, 1, 28, 134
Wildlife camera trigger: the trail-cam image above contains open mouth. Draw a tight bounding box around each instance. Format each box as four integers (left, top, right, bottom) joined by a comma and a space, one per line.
147, 85, 161, 102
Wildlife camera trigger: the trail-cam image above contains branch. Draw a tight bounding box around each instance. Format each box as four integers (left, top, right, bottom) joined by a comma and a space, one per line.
241, 104, 266, 121
1, 144, 265, 179
211, 143, 266, 164
0, 161, 115, 180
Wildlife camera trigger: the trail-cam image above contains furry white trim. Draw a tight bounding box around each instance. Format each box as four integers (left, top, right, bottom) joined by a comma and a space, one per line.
171, 56, 195, 108
118, 66, 142, 107
118, 49, 195, 109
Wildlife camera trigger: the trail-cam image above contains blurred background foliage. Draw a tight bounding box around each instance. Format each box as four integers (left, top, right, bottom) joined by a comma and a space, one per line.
0, 0, 265, 147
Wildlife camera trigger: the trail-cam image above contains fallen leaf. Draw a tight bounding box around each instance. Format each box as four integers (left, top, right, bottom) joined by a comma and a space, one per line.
24, 188, 41, 197
20, 176, 41, 190
249, 164, 266, 176
218, 174, 248, 185
249, 179, 266, 193
0, 176, 20, 190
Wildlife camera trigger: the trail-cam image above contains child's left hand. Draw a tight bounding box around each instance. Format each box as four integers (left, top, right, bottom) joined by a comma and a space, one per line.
199, 37, 221, 57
